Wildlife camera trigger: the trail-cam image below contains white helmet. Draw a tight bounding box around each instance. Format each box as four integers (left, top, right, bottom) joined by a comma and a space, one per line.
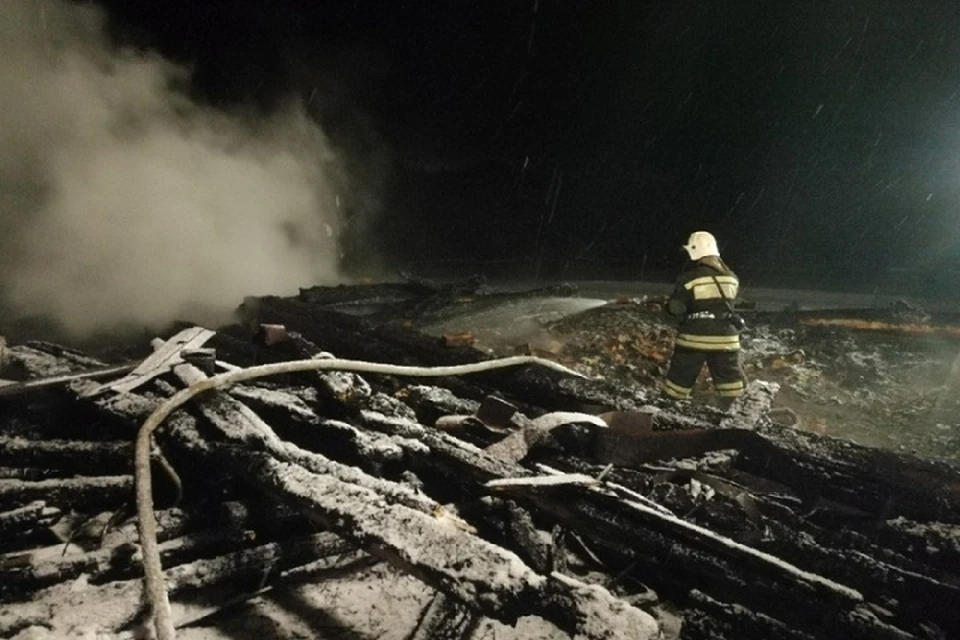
683, 231, 720, 261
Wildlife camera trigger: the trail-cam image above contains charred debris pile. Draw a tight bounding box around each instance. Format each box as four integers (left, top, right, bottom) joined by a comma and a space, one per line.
1, 277, 959, 640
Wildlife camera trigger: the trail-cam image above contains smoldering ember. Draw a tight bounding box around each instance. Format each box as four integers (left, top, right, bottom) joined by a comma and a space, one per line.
1, 277, 960, 640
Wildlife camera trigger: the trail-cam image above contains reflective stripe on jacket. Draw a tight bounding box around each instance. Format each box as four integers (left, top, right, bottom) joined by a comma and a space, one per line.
667, 261, 741, 350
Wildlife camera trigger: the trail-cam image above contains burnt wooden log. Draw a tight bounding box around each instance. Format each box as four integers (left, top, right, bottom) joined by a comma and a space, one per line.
0, 342, 108, 380
757, 519, 960, 634
0, 436, 132, 475
0, 363, 137, 398
0, 528, 261, 597
877, 517, 960, 575
752, 422, 960, 523
0, 501, 61, 539
227, 383, 427, 468
168, 364, 442, 517
0, 475, 132, 511
681, 589, 824, 640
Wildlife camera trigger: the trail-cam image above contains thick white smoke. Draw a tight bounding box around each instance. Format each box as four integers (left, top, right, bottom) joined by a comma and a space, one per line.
0, 0, 347, 337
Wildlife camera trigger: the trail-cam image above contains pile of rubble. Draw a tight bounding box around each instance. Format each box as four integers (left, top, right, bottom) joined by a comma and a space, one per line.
1, 281, 959, 640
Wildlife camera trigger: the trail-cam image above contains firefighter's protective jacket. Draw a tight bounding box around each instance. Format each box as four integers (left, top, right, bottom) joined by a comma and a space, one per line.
667, 261, 741, 351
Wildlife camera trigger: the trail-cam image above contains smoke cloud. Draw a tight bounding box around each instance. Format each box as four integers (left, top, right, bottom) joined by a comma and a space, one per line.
0, 0, 349, 337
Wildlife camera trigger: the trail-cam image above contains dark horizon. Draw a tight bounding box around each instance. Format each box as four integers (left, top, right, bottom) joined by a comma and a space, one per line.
6, 0, 960, 317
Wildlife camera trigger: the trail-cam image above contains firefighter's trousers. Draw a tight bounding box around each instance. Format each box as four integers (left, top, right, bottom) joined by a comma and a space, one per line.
663, 345, 744, 404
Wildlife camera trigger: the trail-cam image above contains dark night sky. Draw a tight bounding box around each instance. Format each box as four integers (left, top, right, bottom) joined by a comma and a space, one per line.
95, 0, 960, 294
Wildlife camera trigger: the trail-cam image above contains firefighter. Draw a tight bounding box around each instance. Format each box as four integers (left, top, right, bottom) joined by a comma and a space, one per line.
662, 231, 745, 408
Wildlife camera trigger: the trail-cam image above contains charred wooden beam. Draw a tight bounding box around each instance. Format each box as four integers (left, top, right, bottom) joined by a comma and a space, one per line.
514, 486, 919, 639
168, 363, 442, 517
0, 363, 137, 398
876, 518, 960, 576
218, 449, 658, 639
0, 475, 132, 511
757, 519, 960, 633
1, 528, 261, 598
681, 589, 826, 640
227, 383, 426, 467
752, 422, 960, 523
0, 501, 61, 539
0, 436, 132, 475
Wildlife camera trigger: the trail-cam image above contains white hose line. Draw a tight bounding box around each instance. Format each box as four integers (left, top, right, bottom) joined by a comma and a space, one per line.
135, 355, 583, 640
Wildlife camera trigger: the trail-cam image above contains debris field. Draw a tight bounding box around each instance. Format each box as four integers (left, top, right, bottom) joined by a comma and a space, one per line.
1, 278, 959, 640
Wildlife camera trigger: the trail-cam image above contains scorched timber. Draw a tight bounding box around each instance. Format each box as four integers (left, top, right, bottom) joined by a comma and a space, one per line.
0, 475, 132, 511
0, 436, 132, 476
184, 353, 954, 638
0, 501, 61, 539
156, 363, 658, 639
1, 527, 261, 596
162, 364, 921, 639
5, 320, 960, 640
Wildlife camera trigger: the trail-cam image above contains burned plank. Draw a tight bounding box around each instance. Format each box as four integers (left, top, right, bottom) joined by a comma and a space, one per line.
0, 363, 137, 399
0, 475, 132, 511
757, 519, 960, 633
0, 501, 61, 539
0, 528, 260, 597
93, 327, 215, 396
219, 449, 659, 639
877, 517, 960, 575
751, 422, 960, 523
0, 436, 132, 475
